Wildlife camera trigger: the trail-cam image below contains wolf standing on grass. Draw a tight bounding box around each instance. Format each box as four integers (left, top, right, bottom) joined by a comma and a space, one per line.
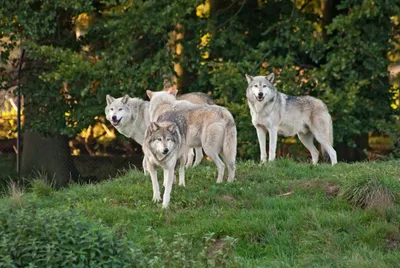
143, 90, 237, 208
104, 85, 214, 173
246, 73, 337, 165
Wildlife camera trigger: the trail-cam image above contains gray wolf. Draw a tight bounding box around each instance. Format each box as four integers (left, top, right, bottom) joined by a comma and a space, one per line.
146, 90, 237, 189
143, 115, 188, 208
245, 73, 337, 165
164, 85, 215, 167
105, 91, 214, 172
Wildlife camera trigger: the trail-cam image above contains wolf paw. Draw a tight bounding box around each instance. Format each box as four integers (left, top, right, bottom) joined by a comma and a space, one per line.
152, 194, 161, 202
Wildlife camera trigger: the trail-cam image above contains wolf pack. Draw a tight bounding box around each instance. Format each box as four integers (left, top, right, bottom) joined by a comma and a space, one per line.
105, 73, 337, 208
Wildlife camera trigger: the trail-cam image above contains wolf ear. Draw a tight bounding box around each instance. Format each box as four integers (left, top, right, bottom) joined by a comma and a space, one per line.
169, 89, 178, 97
167, 123, 176, 132
146, 90, 153, 100
245, 74, 253, 84
106, 95, 115, 105
265, 73, 275, 83
150, 122, 160, 132
121, 94, 129, 104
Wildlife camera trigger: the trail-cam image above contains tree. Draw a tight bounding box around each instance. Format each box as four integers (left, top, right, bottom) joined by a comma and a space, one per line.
1, 0, 398, 176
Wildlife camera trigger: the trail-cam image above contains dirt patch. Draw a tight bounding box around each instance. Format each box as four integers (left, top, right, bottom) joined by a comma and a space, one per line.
290, 180, 340, 199
108, 199, 129, 207
217, 195, 236, 202
385, 233, 399, 251
207, 238, 226, 258
324, 184, 340, 199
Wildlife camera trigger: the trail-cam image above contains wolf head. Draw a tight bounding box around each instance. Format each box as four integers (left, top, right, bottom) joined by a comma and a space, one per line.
105, 94, 131, 127
146, 89, 178, 100
245, 73, 276, 102
146, 122, 178, 157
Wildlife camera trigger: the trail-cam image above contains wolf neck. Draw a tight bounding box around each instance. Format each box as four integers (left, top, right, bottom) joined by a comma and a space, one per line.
116, 98, 150, 145
149, 95, 177, 121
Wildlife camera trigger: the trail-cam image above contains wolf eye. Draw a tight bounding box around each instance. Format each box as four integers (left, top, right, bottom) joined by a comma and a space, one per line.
157, 138, 162, 141
166, 138, 171, 141
263, 85, 267, 88
110, 108, 114, 111
254, 85, 258, 88
118, 108, 122, 111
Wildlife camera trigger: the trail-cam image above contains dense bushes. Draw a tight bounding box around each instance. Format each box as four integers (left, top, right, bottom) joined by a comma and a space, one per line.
1, 0, 399, 161
0, 207, 135, 267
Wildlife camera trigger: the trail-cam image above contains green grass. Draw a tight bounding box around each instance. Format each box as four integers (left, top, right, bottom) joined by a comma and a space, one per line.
1, 159, 400, 267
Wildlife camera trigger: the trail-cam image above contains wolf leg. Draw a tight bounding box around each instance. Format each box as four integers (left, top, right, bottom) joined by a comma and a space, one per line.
148, 163, 161, 202
255, 126, 267, 163
203, 123, 225, 183
223, 124, 237, 182
317, 140, 337, 165
298, 132, 319, 164
142, 157, 149, 175
178, 156, 186, 187
185, 148, 194, 168
164, 168, 177, 187
162, 168, 175, 208
311, 118, 337, 165
268, 127, 278, 162
193, 147, 204, 166
205, 151, 225, 183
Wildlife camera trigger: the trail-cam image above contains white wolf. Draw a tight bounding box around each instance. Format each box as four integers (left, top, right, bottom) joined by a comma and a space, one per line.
245, 73, 337, 165
105, 91, 214, 172
146, 90, 237, 187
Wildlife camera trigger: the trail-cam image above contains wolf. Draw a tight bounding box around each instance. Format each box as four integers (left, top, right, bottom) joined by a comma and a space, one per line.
143, 114, 188, 208
105, 94, 150, 173
164, 84, 215, 167
105, 91, 214, 172
245, 73, 337, 165
146, 90, 237, 188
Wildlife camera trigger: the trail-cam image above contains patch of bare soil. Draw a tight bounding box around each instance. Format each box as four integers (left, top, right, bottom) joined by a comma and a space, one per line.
217, 195, 236, 202
385, 232, 399, 251
287, 180, 339, 199
207, 238, 226, 258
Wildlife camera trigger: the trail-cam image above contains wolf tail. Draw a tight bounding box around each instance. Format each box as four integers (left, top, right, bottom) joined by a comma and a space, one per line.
222, 117, 237, 182
321, 115, 334, 161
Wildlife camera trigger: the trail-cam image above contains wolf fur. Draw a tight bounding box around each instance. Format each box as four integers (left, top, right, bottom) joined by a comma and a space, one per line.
143, 115, 188, 208
163, 87, 215, 166
245, 73, 337, 165
146, 90, 237, 186
105, 92, 214, 173
105, 94, 150, 173
178, 92, 214, 166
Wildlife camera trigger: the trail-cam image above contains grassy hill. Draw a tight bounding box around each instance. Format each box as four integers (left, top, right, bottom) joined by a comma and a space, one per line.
1, 159, 400, 267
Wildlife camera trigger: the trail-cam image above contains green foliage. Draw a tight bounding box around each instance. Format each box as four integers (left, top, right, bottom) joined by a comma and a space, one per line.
31, 178, 54, 197
1, 0, 399, 158
0, 207, 135, 267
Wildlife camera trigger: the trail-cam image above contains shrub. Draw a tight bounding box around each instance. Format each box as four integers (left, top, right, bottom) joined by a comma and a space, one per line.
340, 177, 397, 211
31, 178, 54, 197
0, 207, 135, 267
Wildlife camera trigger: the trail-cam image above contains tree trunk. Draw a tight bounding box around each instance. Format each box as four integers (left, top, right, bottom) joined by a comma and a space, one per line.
21, 131, 79, 187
